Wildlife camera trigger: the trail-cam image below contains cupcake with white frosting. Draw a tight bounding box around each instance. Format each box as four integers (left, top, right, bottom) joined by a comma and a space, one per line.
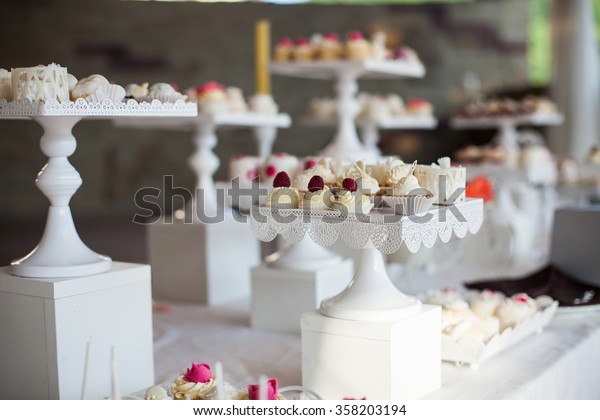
469, 289, 505, 317
294, 159, 336, 192
382, 162, 434, 215
301, 176, 333, 211
267, 171, 300, 209
332, 178, 373, 214
415, 157, 466, 205
172, 362, 216, 400
496, 293, 538, 331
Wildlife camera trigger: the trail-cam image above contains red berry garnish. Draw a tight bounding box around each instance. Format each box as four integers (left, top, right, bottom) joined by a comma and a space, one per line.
265, 165, 277, 177
246, 169, 258, 181
275, 152, 286, 157
304, 160, 317, 170
342, 178, 357, 192
308, 176, 325, 192
348, 31, 364, 41
278, 37, 293, 47
234, 154, 245, 160
515, 295, 529, 303
296, 38, 310, 46
273, 171, 291, 188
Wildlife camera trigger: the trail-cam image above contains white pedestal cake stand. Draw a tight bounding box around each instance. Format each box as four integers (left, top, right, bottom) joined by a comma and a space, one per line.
251, 199, 483, 398
116, 112, 290, 216
251, 199, 483, 321
0, 98, 197, 279
304, 114, 437, 157
451, 112, 564, 165
271, 60, 425, 160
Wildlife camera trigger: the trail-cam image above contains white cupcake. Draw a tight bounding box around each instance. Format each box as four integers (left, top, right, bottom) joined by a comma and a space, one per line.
496, 293, 538, 331
470, 289, 505, 317
267, 171, 299, 209
332, 178, 373, 214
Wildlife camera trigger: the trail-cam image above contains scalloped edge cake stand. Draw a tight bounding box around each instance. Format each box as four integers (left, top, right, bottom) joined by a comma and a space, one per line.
0, 98, 197, 278
251, 199, 484, 322
271, 60, 425, 160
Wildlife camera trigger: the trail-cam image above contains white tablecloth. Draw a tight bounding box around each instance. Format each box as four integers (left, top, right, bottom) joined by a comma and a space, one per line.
152, 300, 600, 400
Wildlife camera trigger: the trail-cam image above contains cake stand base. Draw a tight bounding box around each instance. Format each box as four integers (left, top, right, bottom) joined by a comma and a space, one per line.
148, 210, 260, 305
0, 262, 154, 399
301, 306, 441, 400
250, 260, 353, 333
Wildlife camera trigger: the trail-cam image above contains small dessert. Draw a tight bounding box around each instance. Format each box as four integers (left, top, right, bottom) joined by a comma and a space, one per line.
294, 159, 337, 192
0, 69, 12, 100
339, 161, 380, 195
445, 315, 500, 343
406, 98, 433, 116
191, 81, 229, 114
249, 93, 278, 115
148, 82, 187, 103
370, 31, 390, 61
425, 288, 475, 330
267, 171, 300, 209
226, 87, 248, 113
145, 385, 172, 400
415, 157, 466, 205
12, 64, 70, 102
293, 38, 314, 61
308, 97, 336, 120
469, 289, 504, 317
386, 94, 405, 115
319, 32, 343, 60
379, 157, 411, 188
229, 154, 261, 187
496, 293, 538, 331
383, 162, 434, 215
332, 178, 373, 214
394, 46, 420, 64
346, 31, 371, 60
557, 157, 579, 185
535, 295, 555, 310
301, 176, 333, 211
587, 146, 600, 165
465, 175, 494, 202
125, 82, 149, 100
261, 153, 299, 184
172, 362, 216, 400
71, 74, 126, 103
274, 37, 294, 62
66, 74, 78, 93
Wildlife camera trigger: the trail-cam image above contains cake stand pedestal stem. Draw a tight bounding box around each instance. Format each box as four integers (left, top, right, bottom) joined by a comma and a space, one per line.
10, 116, 111, 278
188, 121, 220, 218
253, 126, 278, 158
360, 120, 381, 157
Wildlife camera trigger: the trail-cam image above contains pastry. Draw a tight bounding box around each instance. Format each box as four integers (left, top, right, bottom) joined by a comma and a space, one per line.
294, 159, 337, 191
125, 82, 149, 100
378, 157, 411, 188
244, 378, 285, 400
370, 31, 390, 61
587, 146, 600, 165
425, 288, 475, 330
192, 81, 229, 114
274, 37, 294, 62
308, 97, 337, 120
445, 315, 500, 343
226, 87, 248, 113
71, 74, 110, 100
332, 178, 373, 214
249, 93, 278, 115
406, 98, 433, 116
229, 154, 261, 187
346, 31, 371, 60
496, 293, 538, 331
261, 153, 299, 184
415, 157, 466, 205
339, 161, 380, 195
394, 46, 421, 65
391, 164, 431, 197
267, 171, 300, 208
0, 69, 12, 100
172, 362, 216, 400
319, 33, 343, 60
148, 82, 187, 102
145, 385, 172, 400
301, 176, 333, 211
12, 64, 70, 102
469, 289, 504, 317
293, 38, 314, 61
557, 157, 579, 185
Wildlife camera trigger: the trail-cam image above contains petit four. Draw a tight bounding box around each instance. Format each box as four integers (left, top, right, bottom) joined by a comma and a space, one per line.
229, 154, 261, 187
0, 69, 11, 100
261, 153, 299, 184
339, 161, 380, 195
319, 33, 343, 60
12, 64, 70, 102
172, 362, 216, 400
345, 31, 371, 60
469, 289, 504, 317
301, 176, 333, 211
496, 293, 537, 331
274, 37, 294, 62
293, 38, 314, 61
415, 157, 466, 205
332, 178, 373, 214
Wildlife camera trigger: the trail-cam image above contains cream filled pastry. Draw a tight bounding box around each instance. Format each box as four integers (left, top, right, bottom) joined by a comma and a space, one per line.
125, 82, 149, 100
415, 157, 466, 205
148, 82, 187, 102
267, 171, 299, 208
332, 178, 373, 214
340, 161, 380, 195
0, 69, 11, 100
172, 362, 216, 400
496, 293, 538, 331
71, 74, 110, 100
301, 176, 333, 210
470, 289, 504, 317
294, 159, 336, 191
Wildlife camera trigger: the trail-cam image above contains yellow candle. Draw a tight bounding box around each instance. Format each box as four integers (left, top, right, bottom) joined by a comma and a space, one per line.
255, 19, 271, 95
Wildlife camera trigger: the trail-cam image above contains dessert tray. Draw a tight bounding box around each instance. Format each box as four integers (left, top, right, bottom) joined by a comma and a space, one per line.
441, 300, 558, 369
251, 199, 483, 322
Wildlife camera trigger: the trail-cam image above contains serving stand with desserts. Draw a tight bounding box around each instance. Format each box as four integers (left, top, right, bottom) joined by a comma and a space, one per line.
115, 79, 291, 307
271, 30, 426, 160
0, 64, 197, 399
250, 154, 484, 398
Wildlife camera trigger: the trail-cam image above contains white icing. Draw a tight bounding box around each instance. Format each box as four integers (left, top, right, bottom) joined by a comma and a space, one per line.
12, 64, 70, 102
249, 93, 278, 115
332, 190, 373, 214
267, 187, 299, 208
71, 74, 109, 100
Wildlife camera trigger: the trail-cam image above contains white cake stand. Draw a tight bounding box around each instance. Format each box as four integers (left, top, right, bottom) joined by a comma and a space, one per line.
251, 199, 484, 322
271, 60, 425, 160
0, 98, 198, 278
116, 112, 291, 216
304, 114, 437, 157
451, 112, 564, 163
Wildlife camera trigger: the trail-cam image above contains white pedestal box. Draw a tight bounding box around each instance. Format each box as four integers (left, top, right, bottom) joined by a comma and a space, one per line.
0, 262, 154, 400
250, 260, 354, 333
148, 211, 260, 305
301, 306, 441, 400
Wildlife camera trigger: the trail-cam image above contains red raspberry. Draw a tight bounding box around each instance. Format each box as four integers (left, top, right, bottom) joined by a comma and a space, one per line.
304, 160, 317, 170
308, 176, 325, 192
273, 171, 291, 188
342, 178, 357, 192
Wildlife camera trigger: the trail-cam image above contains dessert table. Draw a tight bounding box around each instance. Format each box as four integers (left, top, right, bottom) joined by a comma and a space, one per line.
150, 298, 600, 400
